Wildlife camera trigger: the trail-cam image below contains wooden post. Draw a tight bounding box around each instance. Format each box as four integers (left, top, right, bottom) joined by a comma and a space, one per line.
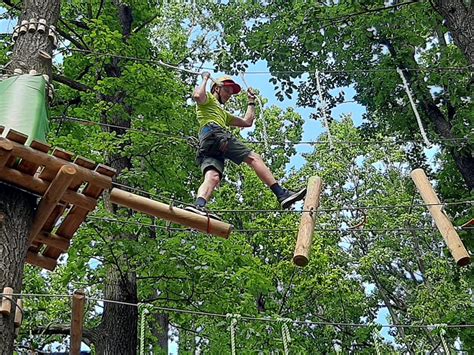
1, 287, 14, 316
14, 299, 23, 328
411, 168, 471, 266
109, 188, 233, 238
70, 290, 86, 355
293, 177, 323, 267
27, 164, 77, 245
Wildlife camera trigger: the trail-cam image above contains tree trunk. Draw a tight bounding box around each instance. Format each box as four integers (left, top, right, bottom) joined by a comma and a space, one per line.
0, 0, 60, 351
151, 313, 169, 354
94, 3, 139, 354
0, 186, 36, 353
433, 0, 474, 65
10, 0, 61, 79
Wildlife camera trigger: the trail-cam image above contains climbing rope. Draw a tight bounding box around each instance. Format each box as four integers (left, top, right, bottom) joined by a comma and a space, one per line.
315, 70, 334, 149
239, 72, 270, 152
139, 304, 149, 355
396, 68, 432, 147
278, 318, 292, 355
226, 313, 240, 355
372, 330, 382, 355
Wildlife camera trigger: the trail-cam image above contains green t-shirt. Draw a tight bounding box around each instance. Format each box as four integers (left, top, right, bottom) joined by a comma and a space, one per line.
196, 92, 233, 129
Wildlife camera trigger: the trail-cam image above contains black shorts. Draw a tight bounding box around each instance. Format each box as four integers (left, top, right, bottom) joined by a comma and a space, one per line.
197, 124, 251, 178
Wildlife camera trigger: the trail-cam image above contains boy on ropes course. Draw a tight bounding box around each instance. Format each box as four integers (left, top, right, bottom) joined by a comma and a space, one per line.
185, 72, 307, 220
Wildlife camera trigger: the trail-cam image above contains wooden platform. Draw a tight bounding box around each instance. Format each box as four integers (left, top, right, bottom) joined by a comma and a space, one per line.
0, 127, 116, 271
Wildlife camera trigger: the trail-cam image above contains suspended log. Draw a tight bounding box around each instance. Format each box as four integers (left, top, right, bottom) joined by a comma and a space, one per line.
28, 165, 77, 245
70, 290, 86, 355
109, 188, 233, 238
411, 168, 470, 266
0, 287, 13, 316
293, 176, 323, 267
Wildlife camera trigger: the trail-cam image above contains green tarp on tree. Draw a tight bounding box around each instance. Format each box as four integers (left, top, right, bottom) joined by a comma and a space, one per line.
0, 74, 49, 144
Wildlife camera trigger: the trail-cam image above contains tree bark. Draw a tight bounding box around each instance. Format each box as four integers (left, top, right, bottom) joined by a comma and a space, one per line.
151, 313, 169, 354
432, 0, 474, 65
9, 0, 61, 79
93, 3, 139, 354
0, 0, 60, 352
0, 186, 36, 353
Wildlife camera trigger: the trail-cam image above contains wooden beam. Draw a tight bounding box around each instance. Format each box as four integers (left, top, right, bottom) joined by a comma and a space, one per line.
34, 231, 70, 251
0, 139, 13, 168
0, 287, 13, 316
0, 166, 97, 210
109, 188, 233, 238
70, 290, 86, 355
28, 165, 77, 245
0, 137, 112, 189
293, 177, 323, 267
26, 251, 58, 271
411, 168, 471, 267
14, 299, 23, 328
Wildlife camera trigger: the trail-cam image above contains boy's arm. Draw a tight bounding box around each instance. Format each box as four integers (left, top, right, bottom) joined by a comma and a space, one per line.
193, 72, 211, 105
229, 88, 256, 127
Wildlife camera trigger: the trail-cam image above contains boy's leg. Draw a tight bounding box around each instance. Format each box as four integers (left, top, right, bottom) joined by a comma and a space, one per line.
244, 152, 306, 209
197, 168, 221, 202
243, 152, 277, 187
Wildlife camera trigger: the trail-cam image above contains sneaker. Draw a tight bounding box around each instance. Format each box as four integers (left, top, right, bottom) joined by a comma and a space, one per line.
184, 205, 222, 221
278, 188, 307, 209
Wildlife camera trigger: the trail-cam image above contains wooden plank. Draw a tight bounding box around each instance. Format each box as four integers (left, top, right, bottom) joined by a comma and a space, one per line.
28, 165, 77, 245
5, 129, 27, 167
411, 168, 470, 266
0, 138, 112, 189
109, 188, 233, 238
0, 139, 13, 168
70, 290, 86, 355
43, 165, 115, 259
33, 231, 70, 251
26, 251, 57, 270
0, 166, 97, 210
6, 129, 28, 144
38, 147, 74, 181
30, 156, 92, 253
0, 125, 4, 135
293, 177, 322, 267
0, 287, 13, 315
17, 139, 51, 175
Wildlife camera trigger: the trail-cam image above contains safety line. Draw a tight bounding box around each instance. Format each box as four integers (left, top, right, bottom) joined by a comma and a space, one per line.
87, 216, 457, 234
3, 293, 473, 329
52, 115, 472, 147
60, 49, 473, 75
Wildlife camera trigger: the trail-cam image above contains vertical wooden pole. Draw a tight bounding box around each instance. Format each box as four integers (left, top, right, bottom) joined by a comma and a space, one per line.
14, 299, 23, 328
411, 168, 471, 266
0, 287, 13, 316
293, 177, 323, 267
70, 289, 86, 355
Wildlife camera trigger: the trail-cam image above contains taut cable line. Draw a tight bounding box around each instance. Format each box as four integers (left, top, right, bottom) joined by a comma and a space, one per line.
2, 292, 474, 329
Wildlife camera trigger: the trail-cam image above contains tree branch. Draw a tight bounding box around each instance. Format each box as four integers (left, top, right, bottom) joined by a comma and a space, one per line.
53, 73, 92, 92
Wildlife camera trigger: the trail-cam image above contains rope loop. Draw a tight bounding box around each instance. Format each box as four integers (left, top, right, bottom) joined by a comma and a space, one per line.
226, 313, 240, 355
277, 317, 292, 355
138, 303, 150, 355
